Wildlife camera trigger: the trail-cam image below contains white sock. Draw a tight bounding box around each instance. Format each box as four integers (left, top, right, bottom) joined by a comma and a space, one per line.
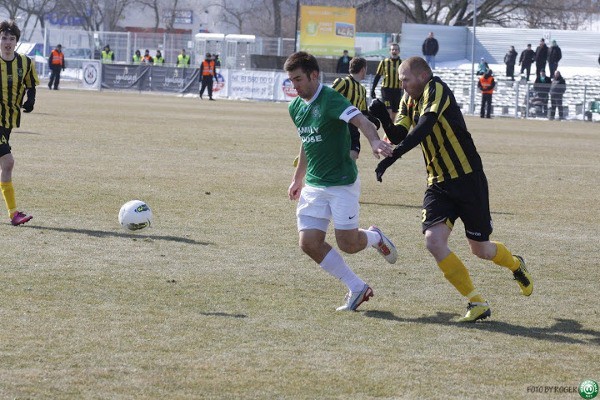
361, 228, 381, 248
320, 248, 365, 292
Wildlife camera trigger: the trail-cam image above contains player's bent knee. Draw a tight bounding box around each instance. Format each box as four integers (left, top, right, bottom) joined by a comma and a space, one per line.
335, 231, 363, 254
469, 241, 494, 260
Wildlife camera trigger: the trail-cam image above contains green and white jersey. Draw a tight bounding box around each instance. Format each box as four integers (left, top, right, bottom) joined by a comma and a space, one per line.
289, 84, 361, 187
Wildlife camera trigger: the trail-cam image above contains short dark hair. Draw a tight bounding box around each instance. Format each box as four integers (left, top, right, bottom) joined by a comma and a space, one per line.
0, 20, 21, 42
349, 57, 366, 74
284, 51, 320, 75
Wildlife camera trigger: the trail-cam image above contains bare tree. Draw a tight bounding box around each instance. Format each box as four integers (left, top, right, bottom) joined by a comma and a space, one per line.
0, 0, 19, 20
206, 0, 257, 34
137, 0, 162, 31
55, 0, 136, 31
520, 0, 596, 29
0, 0, 56, 40
163, 0, 181, 32
383, 0, 526, 27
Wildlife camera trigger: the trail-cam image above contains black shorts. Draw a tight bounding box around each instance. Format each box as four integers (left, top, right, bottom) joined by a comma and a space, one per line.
380, 87, 403, 112
421, 170, 493, 241
0, 127, 12, 157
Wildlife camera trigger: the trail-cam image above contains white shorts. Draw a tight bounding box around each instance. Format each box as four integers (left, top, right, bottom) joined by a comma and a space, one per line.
297, 178, 361, 232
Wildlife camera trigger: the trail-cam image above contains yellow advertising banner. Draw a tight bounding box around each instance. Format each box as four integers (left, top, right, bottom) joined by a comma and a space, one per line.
300, 6, 356, 56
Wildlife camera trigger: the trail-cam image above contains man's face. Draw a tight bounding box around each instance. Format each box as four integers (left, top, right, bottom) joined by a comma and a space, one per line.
389, 45, 399, 59
287, 67, 319, 100
398, 64, 426, 99
0, 32, 17, 56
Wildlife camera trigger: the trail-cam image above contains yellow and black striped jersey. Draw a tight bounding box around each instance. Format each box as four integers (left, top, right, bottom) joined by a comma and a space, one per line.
0, 52, 39, 129
375, 57, 402, 89
395, 76, 483, 185
332, 75, 367, 113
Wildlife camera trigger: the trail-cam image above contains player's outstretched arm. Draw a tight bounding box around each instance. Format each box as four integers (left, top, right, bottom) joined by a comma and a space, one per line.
350, 113, 393, 159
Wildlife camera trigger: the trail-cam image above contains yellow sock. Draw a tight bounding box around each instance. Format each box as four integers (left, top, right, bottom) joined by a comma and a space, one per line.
0, 181, 16, 218
438, 252, 484, 302
492, 241, 519, 272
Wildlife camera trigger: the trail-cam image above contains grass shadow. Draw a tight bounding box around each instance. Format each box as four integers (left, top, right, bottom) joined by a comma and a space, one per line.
15, 130, 44, 135
199, 312, 248, 319
360, 201, 422, 209
22, 224, 211, 245
359, 201, 514, 215
364, 310, 599, 345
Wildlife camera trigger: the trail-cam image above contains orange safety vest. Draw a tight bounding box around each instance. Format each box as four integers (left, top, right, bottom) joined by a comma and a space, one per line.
479, 76, 494, 94
201, 60, 215, 76
50, 49, 64, 66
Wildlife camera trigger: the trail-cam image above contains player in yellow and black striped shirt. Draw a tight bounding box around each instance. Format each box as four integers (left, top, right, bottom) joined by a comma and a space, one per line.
371, 43, 402, 121
369, 56, 533, 323
332, 57, 381, 160
0, 20, 39, 225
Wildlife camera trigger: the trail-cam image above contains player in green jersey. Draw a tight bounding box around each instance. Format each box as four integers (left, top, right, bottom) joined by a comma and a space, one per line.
284, 51, 397, 312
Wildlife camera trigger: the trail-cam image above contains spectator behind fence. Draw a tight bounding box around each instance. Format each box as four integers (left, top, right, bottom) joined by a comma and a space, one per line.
48, 44, 65, 90
154, 50, 164, 65
504, 45, 517, 81
519, 44, 535, 81
142, 49, 153, 64
336, 50, 351, 74
132, 49, 141, 64
534, 38, 548, 80
549, 71, 566, 120
476, 58, 489, 76
101, 45, 114, 63
177, 49, 190, 68
478, 69, 495, 118
533, 70, 551, 117
422, 32, 439, 69
547, 40, 562, 77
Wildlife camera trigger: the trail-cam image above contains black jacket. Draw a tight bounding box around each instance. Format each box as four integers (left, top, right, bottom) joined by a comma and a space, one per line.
504, 50, 517, 66
519, 49, 535, 66
535, 44, 548, 65
547, 46, 562, 63
550, 75, 566, 97
422, 38, 439, 56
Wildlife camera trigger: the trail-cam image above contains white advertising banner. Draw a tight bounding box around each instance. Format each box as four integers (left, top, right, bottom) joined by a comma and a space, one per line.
81, 61, 102, 90
227, 70, 277, 100
275, 72, 298, 102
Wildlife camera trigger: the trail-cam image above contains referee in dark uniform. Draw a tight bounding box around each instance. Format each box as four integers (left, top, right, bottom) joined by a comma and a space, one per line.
371, 43, 402, 122
369, 56, 533, 323
332, 57, 380, 160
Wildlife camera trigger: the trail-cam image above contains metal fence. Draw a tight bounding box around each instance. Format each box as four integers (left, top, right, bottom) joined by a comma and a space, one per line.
42, 28, 296, 72
321, 70, 600, 120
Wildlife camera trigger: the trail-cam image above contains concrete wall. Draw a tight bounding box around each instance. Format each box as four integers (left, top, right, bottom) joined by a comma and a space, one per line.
400, 23, 600, 69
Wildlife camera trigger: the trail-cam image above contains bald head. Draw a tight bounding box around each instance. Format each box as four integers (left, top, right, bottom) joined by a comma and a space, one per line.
401, 56, 432, 75
398, 56, 434, 99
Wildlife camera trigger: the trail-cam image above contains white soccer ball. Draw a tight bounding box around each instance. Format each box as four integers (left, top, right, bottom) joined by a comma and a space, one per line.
118, 200, 153, 231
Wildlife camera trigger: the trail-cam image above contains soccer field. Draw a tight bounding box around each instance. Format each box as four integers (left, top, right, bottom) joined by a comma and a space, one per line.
1, 89, 599, 399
